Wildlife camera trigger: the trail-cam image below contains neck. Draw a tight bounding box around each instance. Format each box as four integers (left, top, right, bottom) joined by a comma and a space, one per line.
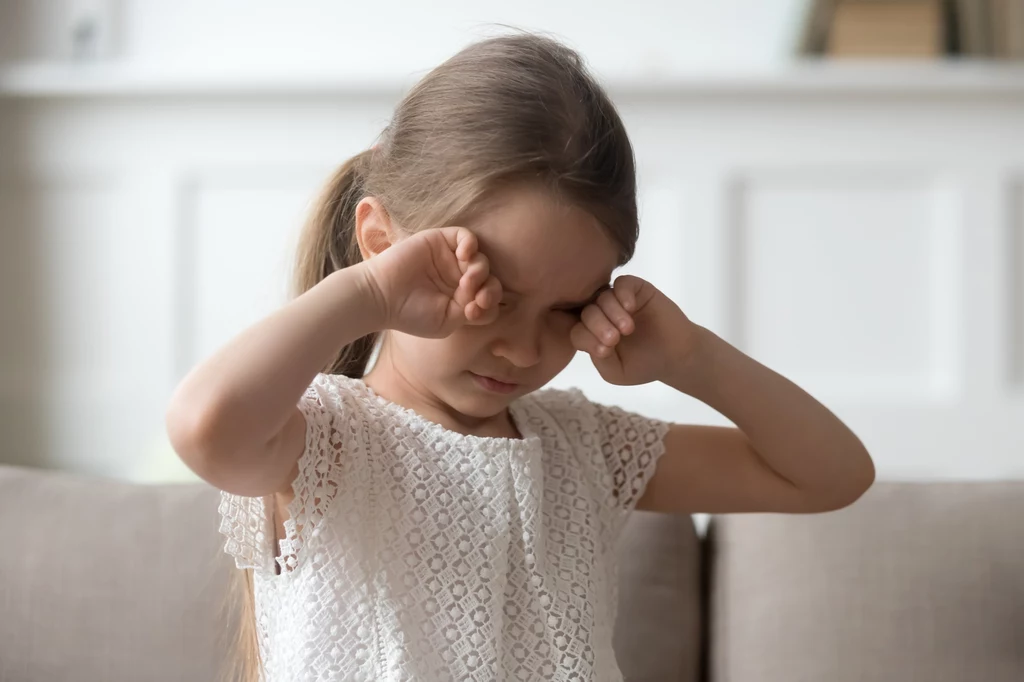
363, 347, 520, 440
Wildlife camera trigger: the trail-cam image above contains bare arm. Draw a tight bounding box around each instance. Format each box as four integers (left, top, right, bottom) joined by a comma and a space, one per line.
569, 277, 874, 515
165, 222, 502, 499
638, 326, 875, 514
165, 264, 385, 497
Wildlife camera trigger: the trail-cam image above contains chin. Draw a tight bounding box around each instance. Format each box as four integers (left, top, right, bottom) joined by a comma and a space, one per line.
443, 392, 506, 420
445, 372, 521, 416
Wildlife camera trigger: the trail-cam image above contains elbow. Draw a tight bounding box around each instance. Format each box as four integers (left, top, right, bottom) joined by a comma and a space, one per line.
848, 440, 877, 502
165, 388, 235, 484
819, 443, 876, 512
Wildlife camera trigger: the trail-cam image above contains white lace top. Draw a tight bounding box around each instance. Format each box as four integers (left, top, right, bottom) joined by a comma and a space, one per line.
218, 373, 670, 682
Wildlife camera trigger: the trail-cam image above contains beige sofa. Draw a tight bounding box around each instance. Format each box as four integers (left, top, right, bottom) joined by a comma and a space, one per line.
1, 464, 1021, 681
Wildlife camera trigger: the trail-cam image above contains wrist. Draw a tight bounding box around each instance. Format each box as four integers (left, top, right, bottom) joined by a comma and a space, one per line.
664, 325, 724, 397
358, 260, 392, 328
323, 262, 390, 334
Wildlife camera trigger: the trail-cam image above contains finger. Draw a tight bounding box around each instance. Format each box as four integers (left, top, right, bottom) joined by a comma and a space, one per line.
612, 274, 653, 312
452, 227, 477, 263
459, 253, 490, 294
596, 289, 634, 335
580, 304, 620, 348
474, 276, 502, 311
464, 300, 485, 323
465, 277, 502, 325
466, 303, 497, 325
570, 322, 612, 358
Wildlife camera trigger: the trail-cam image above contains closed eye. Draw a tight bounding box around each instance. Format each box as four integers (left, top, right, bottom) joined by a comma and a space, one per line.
556, 305, 587, 319
557, 287, 608, 319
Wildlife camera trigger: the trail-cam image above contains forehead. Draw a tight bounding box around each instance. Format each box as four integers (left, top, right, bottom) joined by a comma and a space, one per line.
467, 185, 620, 298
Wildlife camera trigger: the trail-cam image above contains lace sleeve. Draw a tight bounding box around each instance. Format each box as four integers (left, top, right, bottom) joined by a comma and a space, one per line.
533, 387, 671, 536
590, 401, 671, 519
217, 491, 274, 572
217, 374, 361, 574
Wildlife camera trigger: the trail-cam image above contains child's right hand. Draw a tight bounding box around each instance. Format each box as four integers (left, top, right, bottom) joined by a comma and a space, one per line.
363, 226, 503, 338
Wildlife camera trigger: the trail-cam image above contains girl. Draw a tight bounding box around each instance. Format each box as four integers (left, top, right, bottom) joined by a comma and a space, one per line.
167, 34, 874, 682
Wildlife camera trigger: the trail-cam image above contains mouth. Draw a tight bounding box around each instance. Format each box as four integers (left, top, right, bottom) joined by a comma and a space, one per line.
469, 372, 520, 395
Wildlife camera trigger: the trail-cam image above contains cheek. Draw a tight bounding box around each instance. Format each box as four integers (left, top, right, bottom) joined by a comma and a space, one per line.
419, 314, 577, 376
391, 334, 467, 369
547, 311, 580, 342
540, 317, 578, 368
428, 327, 491, 362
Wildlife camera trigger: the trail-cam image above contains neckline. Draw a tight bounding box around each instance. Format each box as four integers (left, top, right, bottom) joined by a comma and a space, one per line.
347, 376, 542, 448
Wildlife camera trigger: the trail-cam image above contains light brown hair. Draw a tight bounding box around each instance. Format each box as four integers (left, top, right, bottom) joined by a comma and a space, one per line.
226, 31, 640, 681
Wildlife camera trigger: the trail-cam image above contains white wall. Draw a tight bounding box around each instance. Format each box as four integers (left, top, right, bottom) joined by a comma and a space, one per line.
1, 0, 807, 74
2, 2, 1023, 484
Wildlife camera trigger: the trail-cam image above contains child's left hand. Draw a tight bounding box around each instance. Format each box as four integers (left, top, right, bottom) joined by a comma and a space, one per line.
571, 275, 701, 386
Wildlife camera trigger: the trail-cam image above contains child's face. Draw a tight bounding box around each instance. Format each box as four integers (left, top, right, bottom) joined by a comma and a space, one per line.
381, 184, 620, 418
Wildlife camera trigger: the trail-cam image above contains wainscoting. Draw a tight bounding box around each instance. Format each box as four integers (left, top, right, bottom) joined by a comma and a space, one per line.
1, 63, 1022, 480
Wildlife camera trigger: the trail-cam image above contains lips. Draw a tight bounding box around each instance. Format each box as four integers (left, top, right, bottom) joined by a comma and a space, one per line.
483, 374, 518, 385
470, 372, 520, 394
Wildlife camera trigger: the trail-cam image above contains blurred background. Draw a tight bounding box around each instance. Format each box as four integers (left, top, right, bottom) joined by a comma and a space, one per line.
1, 0, 1023, 484
2, 3, 1024, 682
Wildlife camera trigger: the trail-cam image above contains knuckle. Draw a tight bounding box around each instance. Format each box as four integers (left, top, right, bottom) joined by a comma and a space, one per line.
615, 274, 640, 290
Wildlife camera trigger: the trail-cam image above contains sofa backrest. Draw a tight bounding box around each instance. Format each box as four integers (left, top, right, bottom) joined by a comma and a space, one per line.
0, 465, 236, 682
616, 511, 703, 682
0, 465, 704, 682
705, 481, 1024, 682
12, 465, 1018, 682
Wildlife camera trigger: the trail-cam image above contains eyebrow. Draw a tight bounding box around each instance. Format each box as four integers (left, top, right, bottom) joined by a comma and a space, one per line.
491, 259, 611, 308
553, 282, 611, 309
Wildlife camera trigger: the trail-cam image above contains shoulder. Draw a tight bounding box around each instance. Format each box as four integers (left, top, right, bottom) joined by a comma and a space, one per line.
524, 386, 672, 522
303, 372, 362, 404
300, 373, 375, 420
520, 385, 593, 426
519, 384, 671, 448
517, 385, 605, 448
293, 373, 381, 463
522, 384, 646, 426
523, 384, 588, 414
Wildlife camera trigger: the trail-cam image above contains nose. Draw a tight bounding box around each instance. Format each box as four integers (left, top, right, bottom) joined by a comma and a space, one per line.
491, 317, 542, 369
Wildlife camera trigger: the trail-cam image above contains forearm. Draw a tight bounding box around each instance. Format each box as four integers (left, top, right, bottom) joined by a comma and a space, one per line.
665, 326, 875, 505
167, 263, 385, 457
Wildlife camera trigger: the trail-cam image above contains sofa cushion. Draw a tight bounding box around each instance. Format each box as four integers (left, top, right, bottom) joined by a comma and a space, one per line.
0, 465, 234, 682
614, 511, 703, 682
0, 464, 704, 682
706, 481, 1024, 682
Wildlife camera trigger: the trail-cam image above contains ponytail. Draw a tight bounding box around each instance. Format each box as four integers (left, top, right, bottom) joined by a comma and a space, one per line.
223, 152, 380, 682
221, 566, 259, 682
293, 149, 380, 378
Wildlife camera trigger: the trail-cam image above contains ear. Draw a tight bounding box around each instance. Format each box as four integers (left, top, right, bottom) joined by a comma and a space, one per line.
354, 196, 398, 260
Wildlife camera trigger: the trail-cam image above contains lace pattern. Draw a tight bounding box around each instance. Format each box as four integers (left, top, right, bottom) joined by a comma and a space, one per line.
217, 491, 273, 572
216, 374, 670, 681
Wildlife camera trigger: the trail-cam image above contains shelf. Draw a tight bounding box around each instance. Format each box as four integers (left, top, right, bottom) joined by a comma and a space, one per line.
0, 62, 408, 98
3, 59, 1024, 98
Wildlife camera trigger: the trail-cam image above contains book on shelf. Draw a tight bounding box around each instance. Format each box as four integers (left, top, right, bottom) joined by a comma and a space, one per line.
991, 0, 1024, 58
827, 0, 944, 57
956, 0, 992, 56
798, 0, 1024, 59
798, 0, 841, 54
